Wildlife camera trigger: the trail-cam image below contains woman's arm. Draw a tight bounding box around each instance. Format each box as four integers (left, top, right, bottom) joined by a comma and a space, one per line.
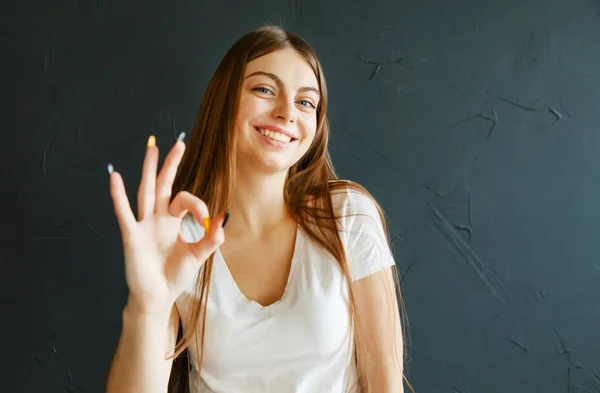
352, 267, 404, 393
106, 302, 180, 393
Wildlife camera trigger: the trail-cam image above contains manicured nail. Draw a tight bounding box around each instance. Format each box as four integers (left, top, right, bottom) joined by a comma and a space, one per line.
222, 209, 230, 228
202, 217, 210, 235
177, 132, 186, 142
147, 135, 156, 148
107, 163, 114, 174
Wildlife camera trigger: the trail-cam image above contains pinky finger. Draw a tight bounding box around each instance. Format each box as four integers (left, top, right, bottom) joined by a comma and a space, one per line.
108, 164, 137, 235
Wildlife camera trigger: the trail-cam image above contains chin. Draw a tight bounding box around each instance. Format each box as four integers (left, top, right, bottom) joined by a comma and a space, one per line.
255, 157, 295, 174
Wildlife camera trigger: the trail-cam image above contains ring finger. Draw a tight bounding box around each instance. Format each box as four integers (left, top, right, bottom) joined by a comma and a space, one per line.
155, 132, 186, 214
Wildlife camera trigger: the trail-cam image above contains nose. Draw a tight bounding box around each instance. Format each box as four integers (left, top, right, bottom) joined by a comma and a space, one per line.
273, 97, 296, 124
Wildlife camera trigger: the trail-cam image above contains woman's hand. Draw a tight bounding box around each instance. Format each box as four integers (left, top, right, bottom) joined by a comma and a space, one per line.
108, 134, 227, 315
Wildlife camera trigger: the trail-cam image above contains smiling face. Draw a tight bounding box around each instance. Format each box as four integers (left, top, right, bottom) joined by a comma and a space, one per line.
234, 47, 321, 174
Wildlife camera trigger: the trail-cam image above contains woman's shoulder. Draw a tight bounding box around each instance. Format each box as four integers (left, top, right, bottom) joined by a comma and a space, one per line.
327, 179, 381, 217
327, 180, 395, 281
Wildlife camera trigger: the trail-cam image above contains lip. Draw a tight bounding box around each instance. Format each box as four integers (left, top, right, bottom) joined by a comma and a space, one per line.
253, 125, 298, 140
254, 127, 295, 147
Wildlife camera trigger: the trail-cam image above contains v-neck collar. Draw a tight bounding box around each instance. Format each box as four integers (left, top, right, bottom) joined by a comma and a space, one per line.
214, 226, 304, 315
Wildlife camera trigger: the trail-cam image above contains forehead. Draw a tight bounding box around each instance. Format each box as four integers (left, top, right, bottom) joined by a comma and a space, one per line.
244, 47, 318, 90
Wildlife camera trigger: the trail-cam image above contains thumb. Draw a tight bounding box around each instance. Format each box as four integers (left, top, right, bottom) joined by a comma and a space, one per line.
180, 211, 228, 263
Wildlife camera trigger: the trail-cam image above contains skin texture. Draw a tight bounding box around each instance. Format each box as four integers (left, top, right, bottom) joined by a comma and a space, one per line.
235, 46, 320, 175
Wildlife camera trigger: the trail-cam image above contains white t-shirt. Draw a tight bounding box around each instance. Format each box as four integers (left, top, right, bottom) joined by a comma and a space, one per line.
176, 188, 396, 393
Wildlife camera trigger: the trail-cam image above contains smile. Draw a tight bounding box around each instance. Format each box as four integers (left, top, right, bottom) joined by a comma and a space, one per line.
254, 127, 297, 145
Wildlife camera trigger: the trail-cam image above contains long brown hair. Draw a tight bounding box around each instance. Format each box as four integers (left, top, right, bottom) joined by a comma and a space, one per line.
168, 24, 411, 393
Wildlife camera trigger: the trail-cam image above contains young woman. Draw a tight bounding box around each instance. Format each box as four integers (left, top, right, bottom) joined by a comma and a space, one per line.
105, 25, 408, 393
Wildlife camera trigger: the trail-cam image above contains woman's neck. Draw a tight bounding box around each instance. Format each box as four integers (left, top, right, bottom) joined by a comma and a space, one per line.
227, 169, 291, 238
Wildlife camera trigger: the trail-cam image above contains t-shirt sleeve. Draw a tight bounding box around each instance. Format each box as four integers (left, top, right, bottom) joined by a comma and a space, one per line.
333, 189, 396, 282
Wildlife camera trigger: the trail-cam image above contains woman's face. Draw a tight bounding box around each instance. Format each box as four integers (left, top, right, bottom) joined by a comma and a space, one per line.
234, 47, 320, 174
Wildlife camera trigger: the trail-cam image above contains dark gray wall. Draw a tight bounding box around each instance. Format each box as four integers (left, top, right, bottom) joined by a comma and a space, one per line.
3, 0, 600, 392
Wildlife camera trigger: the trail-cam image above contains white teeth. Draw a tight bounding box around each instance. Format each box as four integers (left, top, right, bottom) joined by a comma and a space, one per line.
258, 128, 292, 143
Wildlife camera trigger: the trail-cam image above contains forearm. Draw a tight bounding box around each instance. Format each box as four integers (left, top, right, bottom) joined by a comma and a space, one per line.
106, 304, 178, 393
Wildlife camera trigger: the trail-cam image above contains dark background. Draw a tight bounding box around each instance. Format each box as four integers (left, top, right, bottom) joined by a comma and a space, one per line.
3, 0, 600, 392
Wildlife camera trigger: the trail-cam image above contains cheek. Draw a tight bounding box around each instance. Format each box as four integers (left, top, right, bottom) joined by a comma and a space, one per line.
237, 95, 264, 125
302, 117, 318, 141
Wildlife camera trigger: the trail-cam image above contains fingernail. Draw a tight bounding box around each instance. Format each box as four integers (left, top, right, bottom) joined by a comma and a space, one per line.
177, 132, 186, 142
107, 163, 114, 174
202, 217, 211, 235
222, 209, 230, 228
147, 135, 156, 148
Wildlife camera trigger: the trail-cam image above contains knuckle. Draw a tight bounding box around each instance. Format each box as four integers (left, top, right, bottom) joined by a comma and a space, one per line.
181, 192, 206, 208
170, 191, 185, 203
176, 191, 193, 206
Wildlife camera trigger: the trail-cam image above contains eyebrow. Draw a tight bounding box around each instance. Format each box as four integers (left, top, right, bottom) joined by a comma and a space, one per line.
245, 71, 320, 96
